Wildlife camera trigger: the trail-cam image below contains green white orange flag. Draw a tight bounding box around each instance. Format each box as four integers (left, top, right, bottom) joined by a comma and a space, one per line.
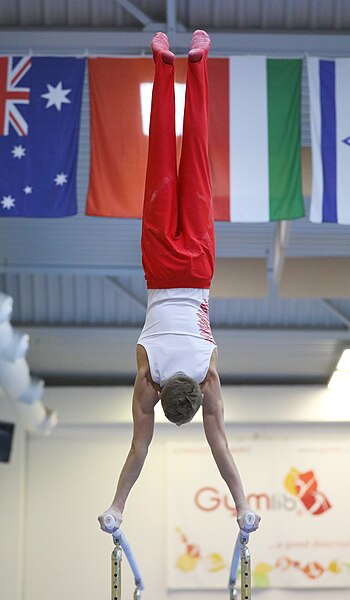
86, 57, 304, 222
229, 57, 304, 222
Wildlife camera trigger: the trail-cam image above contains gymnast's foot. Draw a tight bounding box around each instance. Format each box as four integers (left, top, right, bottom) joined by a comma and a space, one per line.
188, 29, 211, 63
151, 32, 175, 65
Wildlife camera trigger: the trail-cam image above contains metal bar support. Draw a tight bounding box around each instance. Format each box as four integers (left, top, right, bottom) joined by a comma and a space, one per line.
240, 538, 251, 600
273, 220, 290, 283
321, 299, 350, 330
229, 532, 251, 600
105, 276, 147, 310
104, 515, 144, 598
167, 0, 177, 32
229, 513, 255, 600
113, 0, 153, 27
112, 540, 122, 600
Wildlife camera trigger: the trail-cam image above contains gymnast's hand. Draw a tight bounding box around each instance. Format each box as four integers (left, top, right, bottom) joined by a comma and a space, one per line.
237, 507, 261, 533
98, 506, 123, 532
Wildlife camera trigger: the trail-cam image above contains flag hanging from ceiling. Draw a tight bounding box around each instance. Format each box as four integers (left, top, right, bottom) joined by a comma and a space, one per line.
0, 56, 85, 217
86, 57, 304, 222
86, 57, 187, 218
229, 57, 304, 222
307, 57, 350, 225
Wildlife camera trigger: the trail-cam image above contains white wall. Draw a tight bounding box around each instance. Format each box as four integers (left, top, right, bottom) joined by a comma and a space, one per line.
0, 388, 26, 600
18, 386, 350, 600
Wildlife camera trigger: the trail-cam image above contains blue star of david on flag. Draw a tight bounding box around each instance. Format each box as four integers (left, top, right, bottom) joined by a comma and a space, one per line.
0, 56, 85, 217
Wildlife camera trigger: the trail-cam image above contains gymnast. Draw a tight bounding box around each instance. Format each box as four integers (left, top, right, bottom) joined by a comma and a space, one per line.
98, 30, 260, 535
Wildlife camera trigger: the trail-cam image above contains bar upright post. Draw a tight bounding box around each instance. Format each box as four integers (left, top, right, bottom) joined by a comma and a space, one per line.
240, 536, 251, 600
111, 539, 122, 600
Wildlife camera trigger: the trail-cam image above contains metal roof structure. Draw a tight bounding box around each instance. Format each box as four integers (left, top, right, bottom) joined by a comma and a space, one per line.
0, 0, 350, 385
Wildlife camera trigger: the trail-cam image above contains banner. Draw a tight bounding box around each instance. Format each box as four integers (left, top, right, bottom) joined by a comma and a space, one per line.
308, 57, 350, 224
87, 57, 303, 222
167, 440, 350, 589
0, 56, 84, 217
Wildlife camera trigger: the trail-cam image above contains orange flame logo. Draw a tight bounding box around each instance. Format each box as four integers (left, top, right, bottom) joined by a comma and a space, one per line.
284, 468, 331, 515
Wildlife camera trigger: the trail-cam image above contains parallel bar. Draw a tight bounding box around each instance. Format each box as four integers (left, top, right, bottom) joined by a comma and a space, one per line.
112, 542, 122, 600
228, 511, 255, 598
240, 543, 251, 600
229, 533, 243, 589
229, 531, 251, 600
113, 529, 144, 590
103, 517, 144, 592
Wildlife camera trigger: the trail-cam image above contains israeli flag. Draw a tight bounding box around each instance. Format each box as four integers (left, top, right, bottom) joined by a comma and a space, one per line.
308, 57, 350, 224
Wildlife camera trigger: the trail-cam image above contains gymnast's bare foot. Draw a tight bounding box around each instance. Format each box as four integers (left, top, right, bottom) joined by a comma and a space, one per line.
188, 29, 211, 63
151, 32, 175, 65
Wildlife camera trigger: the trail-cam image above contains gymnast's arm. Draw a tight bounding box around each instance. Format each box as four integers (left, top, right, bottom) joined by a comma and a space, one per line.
98, 352, 159, 531
201, 354, 260, 532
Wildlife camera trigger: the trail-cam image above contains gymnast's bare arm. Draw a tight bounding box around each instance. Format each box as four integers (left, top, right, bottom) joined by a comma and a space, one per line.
98, 345, 159, 531
201, 349, 261, 532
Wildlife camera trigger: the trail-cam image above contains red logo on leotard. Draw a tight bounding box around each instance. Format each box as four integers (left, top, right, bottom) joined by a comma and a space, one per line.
196, 300, 215, 344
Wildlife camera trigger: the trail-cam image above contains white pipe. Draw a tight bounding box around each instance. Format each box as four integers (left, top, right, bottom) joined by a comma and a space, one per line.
0, 292, 13, 323
103, 516, 145, 590
0, 321, 13, 353
18, 379, 44, 405
0, 330, 29, 361
14, 401, 57, 435
0, 358, 30, 398
0, 292, 55, 435
228, 512, 255, 588
15, 399, 47, 429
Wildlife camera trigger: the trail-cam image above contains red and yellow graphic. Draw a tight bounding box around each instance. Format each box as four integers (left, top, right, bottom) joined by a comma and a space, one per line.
253, 557, 346, 587
284, 467, 331, 515
175, 527, 349, 587
175, 528, 226, 574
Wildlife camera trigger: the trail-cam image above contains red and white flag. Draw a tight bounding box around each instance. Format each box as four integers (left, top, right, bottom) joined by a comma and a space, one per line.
86, 57, 229, 220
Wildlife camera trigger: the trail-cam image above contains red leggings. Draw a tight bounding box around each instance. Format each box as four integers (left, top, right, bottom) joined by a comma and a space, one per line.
141, 52, 215, 289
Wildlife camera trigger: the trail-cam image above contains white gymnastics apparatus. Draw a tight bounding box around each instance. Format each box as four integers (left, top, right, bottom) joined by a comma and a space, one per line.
229, 512, 255, 600
103, 512, 256, 600
103, 515, 144, 600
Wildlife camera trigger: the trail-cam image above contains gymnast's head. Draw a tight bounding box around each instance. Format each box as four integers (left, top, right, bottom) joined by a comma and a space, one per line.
160, 373, 203, 426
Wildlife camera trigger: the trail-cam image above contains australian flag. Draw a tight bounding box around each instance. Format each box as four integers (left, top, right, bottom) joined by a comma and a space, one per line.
0, 56, 85, 217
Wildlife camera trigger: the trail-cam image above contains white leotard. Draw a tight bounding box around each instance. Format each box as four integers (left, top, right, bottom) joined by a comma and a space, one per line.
137, 288, 217, 386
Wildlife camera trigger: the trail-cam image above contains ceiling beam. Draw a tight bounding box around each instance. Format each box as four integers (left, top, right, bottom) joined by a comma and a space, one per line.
113, 0, 185, 33
166, 0, 177, 33
1, 31, 350, 56
165, 0, 186, 34
23, 325, 350, 341
105, 276, 147, 310
0, 265, 143, 275
113, 0, 153, 27
321, 300, 350, 330
23, 326, 349, 384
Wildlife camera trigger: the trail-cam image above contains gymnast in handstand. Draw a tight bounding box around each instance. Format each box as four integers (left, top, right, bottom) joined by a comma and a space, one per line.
98, 30, 260, 534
